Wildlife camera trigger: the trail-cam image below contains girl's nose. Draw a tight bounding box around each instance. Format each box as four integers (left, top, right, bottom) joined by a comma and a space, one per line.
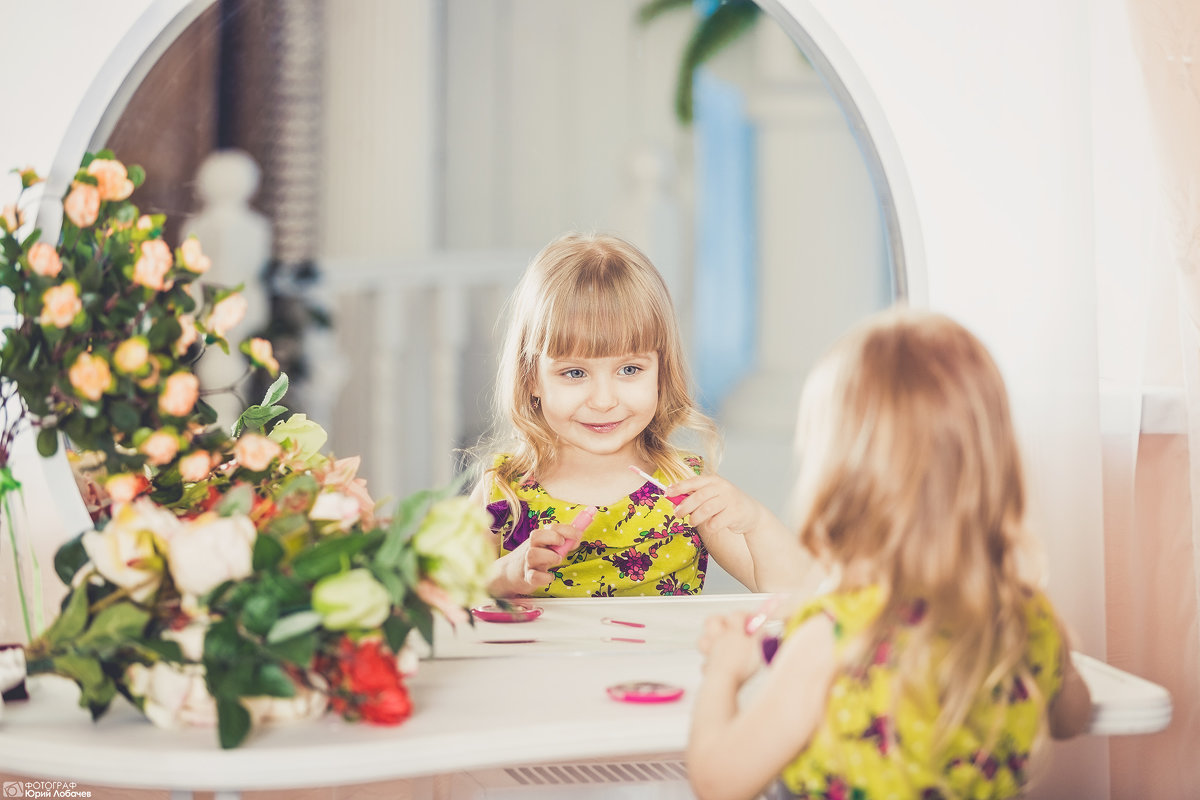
588, 377, 618, 410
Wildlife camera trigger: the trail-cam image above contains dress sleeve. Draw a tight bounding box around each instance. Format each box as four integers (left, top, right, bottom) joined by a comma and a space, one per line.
1025, 591, 1066, 702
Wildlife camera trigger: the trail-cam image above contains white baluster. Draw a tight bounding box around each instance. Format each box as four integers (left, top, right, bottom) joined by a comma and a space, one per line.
371, 286, 406, 497
431, 285, 468, 486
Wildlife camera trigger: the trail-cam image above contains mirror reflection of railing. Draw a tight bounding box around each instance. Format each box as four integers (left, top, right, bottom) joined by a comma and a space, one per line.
299, 250, 531, 501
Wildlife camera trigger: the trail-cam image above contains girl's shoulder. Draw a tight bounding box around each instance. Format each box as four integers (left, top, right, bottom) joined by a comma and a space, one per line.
785, 585, 886, 641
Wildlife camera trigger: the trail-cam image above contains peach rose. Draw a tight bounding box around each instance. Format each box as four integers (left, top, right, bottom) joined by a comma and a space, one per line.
113, 337, 150, 374
64, 182, 100, 228
38, 283, 82, 328
137, 215, 155, 231
207, 293, 247, 337
133, 239, 174, 291
1, 204, 24, 232
175, 314, 199, 356
234, 433, 282, 472
68, 352, 112, 402
159, 372, 199, 418
247, 338, 280, 376
139, 430, 180, 467
106, 473, 149, 505
179, 237, 211, 274
179, 450, 215, 483
26, 242, 62, 277
86, 158, 134, 201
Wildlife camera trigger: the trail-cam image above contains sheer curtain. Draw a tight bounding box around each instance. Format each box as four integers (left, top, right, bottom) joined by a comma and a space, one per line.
1100, 1, 1200, 796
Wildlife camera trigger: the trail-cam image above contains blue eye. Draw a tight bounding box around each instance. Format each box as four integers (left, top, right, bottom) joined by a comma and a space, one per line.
562, 368, 586, 379
618, 365, 642, 376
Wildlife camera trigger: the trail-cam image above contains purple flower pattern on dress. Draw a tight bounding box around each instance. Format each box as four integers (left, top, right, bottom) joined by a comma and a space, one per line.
488, 455, 708, 596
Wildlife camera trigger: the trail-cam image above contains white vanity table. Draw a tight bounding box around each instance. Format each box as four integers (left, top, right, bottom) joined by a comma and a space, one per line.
0, 595, 1172, 798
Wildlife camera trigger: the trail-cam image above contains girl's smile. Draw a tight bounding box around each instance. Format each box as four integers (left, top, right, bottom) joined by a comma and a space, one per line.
534, 352, 659, 461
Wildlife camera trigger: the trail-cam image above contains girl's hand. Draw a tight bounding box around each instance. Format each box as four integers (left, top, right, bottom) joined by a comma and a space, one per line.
490, 523, 579, 595
697, 612, 763, 686
668, 474, 765, 539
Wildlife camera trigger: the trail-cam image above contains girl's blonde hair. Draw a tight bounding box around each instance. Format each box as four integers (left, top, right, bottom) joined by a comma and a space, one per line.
479, 232, 719, 505
793, 306, 1048, 753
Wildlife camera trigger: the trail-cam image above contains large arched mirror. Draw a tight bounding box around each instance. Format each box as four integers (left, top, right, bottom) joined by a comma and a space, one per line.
41, 0, 910, 593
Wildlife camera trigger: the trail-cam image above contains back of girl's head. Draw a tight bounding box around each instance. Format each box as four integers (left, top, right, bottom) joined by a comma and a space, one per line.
794, 306, 1036, 609
794, 306, 1048, 751
487, 232, 717, 482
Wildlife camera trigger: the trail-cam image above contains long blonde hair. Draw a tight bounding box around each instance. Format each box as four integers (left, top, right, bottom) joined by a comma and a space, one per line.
478, 233, 719, 506
793, 307, 1047, 753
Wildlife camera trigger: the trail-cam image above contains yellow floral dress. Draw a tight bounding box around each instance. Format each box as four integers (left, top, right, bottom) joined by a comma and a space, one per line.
774, 586, 1065, 800
485, 455, 707, 596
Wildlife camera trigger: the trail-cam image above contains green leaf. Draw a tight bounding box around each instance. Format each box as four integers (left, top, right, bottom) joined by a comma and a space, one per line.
240, 593, 281, 637
53, 534, 89, 585
261, 372, 289, 406
39, 584, 90, 644
252, 534, 285, 571
249, 662, 296, 698
135, 638, 185, 663
127, 164, 146, 187
375, 489, 433, 567
51, 653, 116, 719
635, 0, 691, 24
216, 697, 252, 749
109, 401, 139, 434
215, 483, 255, 517
383, 614, 414, 653
674, 0, 761, 123
290, 534, 374, 582
266, 610, 322, 644
195, 398, 219, 426
408, 601, 435, 647
265, 630, 318, 667
74, 602, 151, 652
36, 427, 59, 457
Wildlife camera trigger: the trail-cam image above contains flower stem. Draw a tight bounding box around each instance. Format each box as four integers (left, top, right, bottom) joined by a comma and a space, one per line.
1, 475, 33, 643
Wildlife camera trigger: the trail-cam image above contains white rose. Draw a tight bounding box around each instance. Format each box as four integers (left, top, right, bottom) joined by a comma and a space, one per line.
81, 499, 180, 602
165, 513, 256, 598
126, 662, 218, 729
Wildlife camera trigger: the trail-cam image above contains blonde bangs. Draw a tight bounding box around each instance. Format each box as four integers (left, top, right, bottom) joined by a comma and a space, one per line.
525, 252, 670, 361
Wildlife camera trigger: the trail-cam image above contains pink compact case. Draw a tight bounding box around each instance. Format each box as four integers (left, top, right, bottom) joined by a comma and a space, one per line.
606, 681, 685, 704
471, 603, 544, 623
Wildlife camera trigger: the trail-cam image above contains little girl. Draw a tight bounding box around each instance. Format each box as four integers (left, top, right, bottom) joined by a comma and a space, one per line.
686, 308, 1093, 800
474, 232, 808, 597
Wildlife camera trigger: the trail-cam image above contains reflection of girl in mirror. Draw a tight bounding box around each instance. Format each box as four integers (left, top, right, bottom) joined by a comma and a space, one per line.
686, 308, 1093, 800
473, 232, 808, 597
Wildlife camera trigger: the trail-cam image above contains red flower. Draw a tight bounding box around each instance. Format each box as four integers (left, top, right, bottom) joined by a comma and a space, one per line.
346, 640, 403, 695
319, 637, 412, 726
360, 685, 412, 724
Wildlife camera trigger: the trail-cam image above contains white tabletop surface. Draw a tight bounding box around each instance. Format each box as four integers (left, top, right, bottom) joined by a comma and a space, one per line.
0, 594, 1173, 793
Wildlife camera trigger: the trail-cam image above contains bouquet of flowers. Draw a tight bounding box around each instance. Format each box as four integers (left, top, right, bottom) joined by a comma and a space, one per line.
0, 152, 264, 643
0, 154, 496, 748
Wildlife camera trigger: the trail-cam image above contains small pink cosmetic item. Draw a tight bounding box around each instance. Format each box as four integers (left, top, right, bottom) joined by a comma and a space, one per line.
745, 595, 781, 635
602, 617, 646, 629
549, 505, 596, 557
627, 465, 688, 505
471, 603, 544, 623
606, 681, 685, 704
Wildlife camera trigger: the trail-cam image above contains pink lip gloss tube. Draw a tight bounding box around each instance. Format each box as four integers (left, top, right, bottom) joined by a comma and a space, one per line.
628, 465, 688, 505
550, 505, 596, 556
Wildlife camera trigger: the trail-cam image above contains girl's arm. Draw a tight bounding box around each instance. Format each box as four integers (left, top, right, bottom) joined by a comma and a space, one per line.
470, 477, 573, 597
1048, 624, 1093, 739
668, 473, 818, 592
687, 612, 838, 800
